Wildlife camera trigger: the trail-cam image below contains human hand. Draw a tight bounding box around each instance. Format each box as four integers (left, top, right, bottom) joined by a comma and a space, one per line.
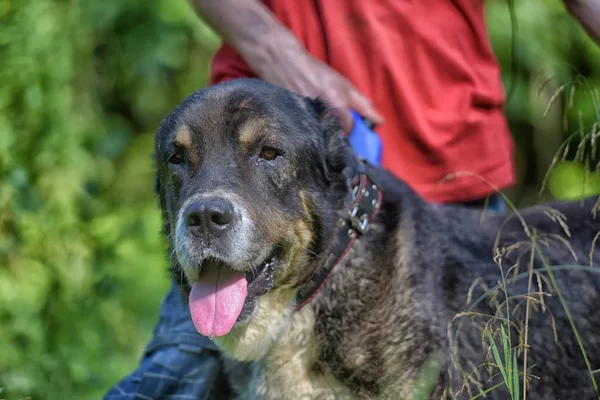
253, 44, 384, 133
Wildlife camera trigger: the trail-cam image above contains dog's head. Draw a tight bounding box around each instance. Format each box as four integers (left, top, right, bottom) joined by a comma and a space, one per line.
154, 79, 356, 359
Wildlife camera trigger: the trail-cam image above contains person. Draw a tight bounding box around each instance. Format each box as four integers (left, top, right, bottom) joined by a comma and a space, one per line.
104, 1, 600, 398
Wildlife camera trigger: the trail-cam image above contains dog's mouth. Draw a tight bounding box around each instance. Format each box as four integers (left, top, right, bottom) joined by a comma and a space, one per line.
188, 247, 282, 338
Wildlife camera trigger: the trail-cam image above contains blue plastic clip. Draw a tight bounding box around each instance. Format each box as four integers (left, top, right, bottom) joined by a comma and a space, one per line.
346, 110, 382, 166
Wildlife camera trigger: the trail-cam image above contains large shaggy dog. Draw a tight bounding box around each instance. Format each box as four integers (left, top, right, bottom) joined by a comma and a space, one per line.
154, 78, 600, 399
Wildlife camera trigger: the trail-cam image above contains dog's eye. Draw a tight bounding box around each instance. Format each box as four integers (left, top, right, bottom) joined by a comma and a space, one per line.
168, 151, 185, 165
259, 147, 281, 161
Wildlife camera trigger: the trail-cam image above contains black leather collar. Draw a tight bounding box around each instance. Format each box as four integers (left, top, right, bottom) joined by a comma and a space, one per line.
295, 161, 383, 310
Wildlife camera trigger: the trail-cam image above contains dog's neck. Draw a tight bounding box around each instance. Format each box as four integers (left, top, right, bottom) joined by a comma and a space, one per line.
294, 160, 383, 310
304, 173, 445, 398
233, 173, 447, 399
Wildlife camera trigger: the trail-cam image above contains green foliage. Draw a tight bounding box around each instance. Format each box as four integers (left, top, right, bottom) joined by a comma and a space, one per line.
1, 0, 600, 398
0, 0, 218, 398
486, 0, 600, 202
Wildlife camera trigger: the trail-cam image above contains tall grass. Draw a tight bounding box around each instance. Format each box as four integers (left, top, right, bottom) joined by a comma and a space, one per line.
445, 180, 600, 399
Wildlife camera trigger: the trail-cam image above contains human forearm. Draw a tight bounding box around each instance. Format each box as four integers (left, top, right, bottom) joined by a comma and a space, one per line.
564, 0, 600, 45
190, 0, 383, 130
191, 0, 303, 75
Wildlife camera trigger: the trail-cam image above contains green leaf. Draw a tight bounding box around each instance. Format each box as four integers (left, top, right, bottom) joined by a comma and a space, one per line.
487, 331, 509, 390
513, 352, 520, 400
501, 325, 513, 395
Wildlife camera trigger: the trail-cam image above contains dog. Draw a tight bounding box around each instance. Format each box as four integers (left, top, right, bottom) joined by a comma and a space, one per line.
154, 78, 600, 399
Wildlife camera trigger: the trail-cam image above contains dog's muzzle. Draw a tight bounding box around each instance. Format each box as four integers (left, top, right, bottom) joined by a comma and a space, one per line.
174, 194, 282, 338
175, 194, 260, 281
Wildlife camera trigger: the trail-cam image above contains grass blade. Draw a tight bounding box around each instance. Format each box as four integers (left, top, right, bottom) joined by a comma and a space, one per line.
469, 382, 506, 400
501, 325, 513, 395
513, 352, 520, 400
487, 331, 509, 391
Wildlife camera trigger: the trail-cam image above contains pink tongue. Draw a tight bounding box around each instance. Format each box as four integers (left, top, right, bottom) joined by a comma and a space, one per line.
189, 267, 248, 337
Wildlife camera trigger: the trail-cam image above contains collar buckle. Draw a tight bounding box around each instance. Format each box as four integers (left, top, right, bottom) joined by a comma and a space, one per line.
348, 205, 369, 235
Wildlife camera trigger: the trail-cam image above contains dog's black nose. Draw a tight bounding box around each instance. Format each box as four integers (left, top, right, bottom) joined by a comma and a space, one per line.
184, 197, 234, 237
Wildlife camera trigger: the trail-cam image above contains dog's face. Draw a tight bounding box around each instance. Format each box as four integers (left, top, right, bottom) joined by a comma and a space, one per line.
155, 79, 354, 360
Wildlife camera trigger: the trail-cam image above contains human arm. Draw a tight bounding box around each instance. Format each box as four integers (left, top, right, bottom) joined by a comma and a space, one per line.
190, 0, 383, 132
563, 0, 600, 44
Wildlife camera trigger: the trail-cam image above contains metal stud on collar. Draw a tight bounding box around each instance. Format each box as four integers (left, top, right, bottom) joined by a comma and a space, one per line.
352, 184, 360, 200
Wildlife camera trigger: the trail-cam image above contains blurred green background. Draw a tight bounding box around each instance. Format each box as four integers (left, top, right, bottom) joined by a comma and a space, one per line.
1, 0, 600, 399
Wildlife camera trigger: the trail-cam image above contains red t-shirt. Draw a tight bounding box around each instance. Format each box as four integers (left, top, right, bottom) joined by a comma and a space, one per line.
210, 0, 515, 203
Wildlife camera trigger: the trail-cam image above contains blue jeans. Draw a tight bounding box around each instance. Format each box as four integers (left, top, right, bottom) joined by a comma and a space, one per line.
104, 194, 506, 399
103, 282, 231, 400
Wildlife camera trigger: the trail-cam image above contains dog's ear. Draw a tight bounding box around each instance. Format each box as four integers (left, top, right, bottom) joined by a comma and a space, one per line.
154, 164, 185, 285
152, 154, 171, 238
305, 96, 341, 145
305, 97, 357, 186
152, 153, 163, 199
154, 172, 161, 197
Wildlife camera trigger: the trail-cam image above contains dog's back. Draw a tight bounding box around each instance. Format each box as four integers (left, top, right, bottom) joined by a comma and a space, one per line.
313, 166, 600, 399
421, 194, 600, 399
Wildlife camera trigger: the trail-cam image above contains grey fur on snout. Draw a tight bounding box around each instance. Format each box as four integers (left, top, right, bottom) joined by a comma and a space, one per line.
175, 192, 257, 282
